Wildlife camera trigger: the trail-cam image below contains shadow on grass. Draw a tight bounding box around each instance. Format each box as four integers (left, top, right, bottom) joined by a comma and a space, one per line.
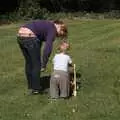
40, 75, 51, 94
69, 72, 82, 96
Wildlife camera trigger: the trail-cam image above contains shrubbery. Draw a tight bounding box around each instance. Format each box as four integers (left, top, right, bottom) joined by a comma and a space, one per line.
17, 0, 49, 20
1, 10, 120, 25
1, 1, 120, 25
1, 0, 120, 25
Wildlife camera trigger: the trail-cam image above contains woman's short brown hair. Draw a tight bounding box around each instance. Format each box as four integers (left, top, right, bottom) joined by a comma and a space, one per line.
54, 20, 68, 38
53, 20, 64, 24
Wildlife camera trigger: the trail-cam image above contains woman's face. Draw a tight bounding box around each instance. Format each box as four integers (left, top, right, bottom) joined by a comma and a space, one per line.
56, 25, 64, 37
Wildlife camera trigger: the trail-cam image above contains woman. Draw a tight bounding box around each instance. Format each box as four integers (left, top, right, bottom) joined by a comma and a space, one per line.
17, 20, 68, 94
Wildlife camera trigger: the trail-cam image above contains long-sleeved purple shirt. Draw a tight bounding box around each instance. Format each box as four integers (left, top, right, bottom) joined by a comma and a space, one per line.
22, 20, 57, 68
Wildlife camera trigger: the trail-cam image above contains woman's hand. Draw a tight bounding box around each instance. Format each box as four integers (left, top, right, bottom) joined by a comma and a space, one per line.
41, 68, 46, 72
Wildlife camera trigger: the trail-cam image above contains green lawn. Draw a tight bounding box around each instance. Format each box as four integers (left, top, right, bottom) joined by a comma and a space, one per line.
0, 20, 120, 120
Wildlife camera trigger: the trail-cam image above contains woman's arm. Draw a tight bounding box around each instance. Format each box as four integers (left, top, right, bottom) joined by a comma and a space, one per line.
41, 31, 56, 69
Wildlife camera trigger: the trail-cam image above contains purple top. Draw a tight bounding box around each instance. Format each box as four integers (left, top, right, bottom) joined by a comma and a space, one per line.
22, 20, 57, 68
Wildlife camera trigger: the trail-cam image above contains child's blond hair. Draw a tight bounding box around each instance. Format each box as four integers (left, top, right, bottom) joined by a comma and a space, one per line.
58, 40, 70, 53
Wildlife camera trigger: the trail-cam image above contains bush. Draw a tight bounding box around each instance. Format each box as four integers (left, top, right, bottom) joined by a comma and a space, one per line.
1, 10, 120, 25
0, 14, 12, 25
17, 0, 50, 20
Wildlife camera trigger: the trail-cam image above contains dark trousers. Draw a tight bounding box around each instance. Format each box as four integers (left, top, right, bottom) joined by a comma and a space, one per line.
17, 37, 41, 90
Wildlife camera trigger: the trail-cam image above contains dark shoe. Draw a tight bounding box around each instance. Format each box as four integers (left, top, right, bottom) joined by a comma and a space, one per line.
31, 90, 41, 95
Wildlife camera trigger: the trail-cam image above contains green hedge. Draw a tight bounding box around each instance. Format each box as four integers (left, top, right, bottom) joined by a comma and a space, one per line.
1, 10, 120, 25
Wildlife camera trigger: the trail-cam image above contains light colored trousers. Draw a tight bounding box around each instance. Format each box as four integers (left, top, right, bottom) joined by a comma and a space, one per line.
50, 70, 70, 98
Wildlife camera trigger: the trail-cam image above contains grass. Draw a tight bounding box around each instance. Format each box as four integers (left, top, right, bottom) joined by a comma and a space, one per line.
0, 20, 120, 120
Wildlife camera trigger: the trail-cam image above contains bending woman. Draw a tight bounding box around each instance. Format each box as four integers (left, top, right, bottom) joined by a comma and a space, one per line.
17, 20, 68, 94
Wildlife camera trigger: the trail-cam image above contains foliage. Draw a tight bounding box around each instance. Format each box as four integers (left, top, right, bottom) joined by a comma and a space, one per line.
31, 0, 120, 12
16, 0, 50, 20
1, 0, 120, 14
1, 0, 120, 23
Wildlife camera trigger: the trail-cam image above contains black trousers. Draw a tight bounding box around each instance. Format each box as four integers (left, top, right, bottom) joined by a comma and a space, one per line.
17, 36, 41, 90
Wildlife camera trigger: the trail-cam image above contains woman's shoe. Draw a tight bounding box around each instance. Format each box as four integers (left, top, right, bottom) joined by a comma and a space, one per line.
31, 90, 40, 95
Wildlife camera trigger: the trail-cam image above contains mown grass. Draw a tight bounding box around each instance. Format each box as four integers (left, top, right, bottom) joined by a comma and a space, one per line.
0, 20, 120, 120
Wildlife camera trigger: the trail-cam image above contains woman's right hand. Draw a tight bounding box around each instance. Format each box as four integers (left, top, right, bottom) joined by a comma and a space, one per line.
41, 68, 46, 72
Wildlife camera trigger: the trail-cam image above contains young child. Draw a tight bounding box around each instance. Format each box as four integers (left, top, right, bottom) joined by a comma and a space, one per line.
50, 41, 72, 99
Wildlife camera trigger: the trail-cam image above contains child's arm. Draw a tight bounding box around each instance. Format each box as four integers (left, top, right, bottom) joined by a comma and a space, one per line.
68, 56, 73, 73
68, 56, 72, 64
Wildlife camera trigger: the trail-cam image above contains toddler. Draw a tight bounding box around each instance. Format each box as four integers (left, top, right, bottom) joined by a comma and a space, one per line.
50, 41, 72, 99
